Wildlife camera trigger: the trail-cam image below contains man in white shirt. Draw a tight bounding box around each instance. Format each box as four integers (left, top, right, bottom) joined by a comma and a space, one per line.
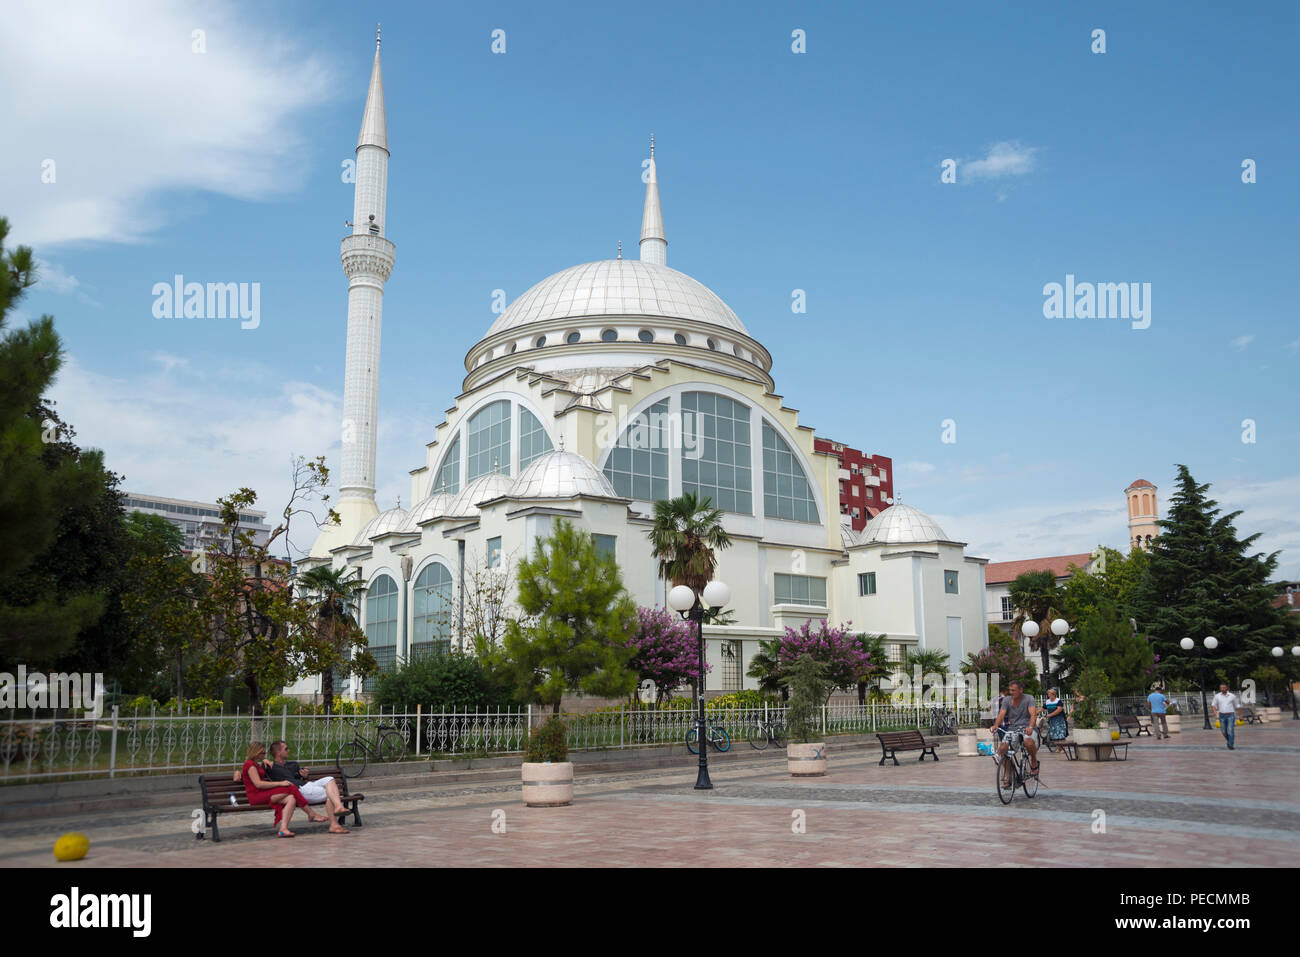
1211, 683, 1240, 750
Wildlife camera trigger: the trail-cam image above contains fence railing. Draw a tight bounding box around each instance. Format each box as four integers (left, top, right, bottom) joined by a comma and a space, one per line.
0, 700, 987, 784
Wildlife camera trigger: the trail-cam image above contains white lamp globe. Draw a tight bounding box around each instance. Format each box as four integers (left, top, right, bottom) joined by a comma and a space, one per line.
1022, 621, 1040, 639
1180, 637, 1194, 651
1051, 618, 1069, 637
1204, 636, 1218, 650
667, 585, 696, 613
1292, 646, 1300, 657
702, 580, 731, 609
1273, 646, 1284, 658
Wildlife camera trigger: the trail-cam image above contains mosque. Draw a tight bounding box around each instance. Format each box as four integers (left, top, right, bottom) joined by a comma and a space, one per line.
296, 34, 990, 699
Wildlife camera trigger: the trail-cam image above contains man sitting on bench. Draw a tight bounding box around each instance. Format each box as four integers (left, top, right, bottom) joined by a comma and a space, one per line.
267, 740, 350, 834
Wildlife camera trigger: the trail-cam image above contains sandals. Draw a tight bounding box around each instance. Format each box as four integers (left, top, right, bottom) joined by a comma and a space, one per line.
276, 829, 296, 838
308, 814, 330, 823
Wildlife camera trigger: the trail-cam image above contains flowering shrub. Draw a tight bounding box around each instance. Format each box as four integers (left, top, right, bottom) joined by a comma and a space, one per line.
625, 606, 710, 703
778, 619, 871, 698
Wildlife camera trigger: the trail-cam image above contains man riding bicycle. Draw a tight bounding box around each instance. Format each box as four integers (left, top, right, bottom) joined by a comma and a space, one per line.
992, 680, 1040, 776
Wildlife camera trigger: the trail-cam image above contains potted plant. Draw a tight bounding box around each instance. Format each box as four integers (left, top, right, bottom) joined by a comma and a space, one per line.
521, 716, 573, 807
1070, 668, 1113, 746
1163, 695, 1181, 734
783, 654, 830, 776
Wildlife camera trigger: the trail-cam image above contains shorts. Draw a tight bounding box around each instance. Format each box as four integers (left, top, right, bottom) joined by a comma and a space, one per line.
299, 779, 332, 804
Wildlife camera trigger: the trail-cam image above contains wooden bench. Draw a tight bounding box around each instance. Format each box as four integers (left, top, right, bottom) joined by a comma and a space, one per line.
876, 730, 938, 766
198, 767, 364, 842
1238, 706, 1264, 725
1114, 714, 1151, 738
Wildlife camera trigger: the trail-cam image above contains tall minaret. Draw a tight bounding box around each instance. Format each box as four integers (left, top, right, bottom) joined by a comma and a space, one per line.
1125, 478, 1159, 551
639, 134, 667, 266
313, 28, 395, 559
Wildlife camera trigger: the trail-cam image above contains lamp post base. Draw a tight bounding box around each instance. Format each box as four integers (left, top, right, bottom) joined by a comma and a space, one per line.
694, 764, 713, 790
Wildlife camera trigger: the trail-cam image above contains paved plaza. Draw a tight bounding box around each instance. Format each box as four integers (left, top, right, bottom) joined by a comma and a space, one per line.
2, 723, 1296, 868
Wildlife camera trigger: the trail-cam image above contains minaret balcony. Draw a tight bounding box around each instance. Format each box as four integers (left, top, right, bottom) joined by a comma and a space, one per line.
341, 233, 396, 280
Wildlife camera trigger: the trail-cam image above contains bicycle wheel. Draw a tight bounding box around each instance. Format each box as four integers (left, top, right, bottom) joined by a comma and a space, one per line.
1022, 755, 1040, 798
994, 754, 1015, 804
336, 741, 368, 779
378, 731, 405, 763
773, 726, 787, 749
748, 723, 769, 750
686, 727, 700, 755
711, 728, 731, 752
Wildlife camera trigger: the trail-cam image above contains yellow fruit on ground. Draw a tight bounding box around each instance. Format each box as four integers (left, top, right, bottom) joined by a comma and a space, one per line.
1110, 730, 1120, 740
53, 832, 89, 862
1214, 720, 1221, 728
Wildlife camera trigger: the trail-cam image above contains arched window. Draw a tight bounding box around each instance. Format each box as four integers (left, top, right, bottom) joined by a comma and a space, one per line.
681, 392, 752, 514
412, 563, 453, 659
762, 422, 818, 522
603, 398, 670, 501
535, 335, 547, 348
434, 434, 460, 495
467, 400, 511, 480
706, 338, 717, 351
365, 574, 399, 691
519, 407, 553, 470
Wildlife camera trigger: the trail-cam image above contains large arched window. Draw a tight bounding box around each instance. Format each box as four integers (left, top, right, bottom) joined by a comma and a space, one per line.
434, 434, 460, 495
467, 400, 511, 480
681, 392, 752, 514
762, 422, 818, 522
519, 407, 553, 470
412, 563, 453, 659
603, 398, 670, 501
364, 574, 399, 691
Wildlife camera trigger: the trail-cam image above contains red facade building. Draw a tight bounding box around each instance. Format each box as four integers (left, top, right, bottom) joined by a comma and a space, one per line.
813, 438, 894, 532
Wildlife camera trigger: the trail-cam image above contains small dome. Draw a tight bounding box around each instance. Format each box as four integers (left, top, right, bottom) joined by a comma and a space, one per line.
352, 507, 409, 546
839, 522, 864, 548
1126, 478, 1156, 491
397, 492, 454, 532
861, 503, 950, 545
511, 450, 619, 500
445, 472, 514, 517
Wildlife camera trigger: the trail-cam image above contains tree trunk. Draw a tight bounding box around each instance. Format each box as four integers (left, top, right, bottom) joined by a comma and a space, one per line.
322, 667, 335, 715
175, 649, 184, 702
552, 700, 561, 716
858, 682, 866, 706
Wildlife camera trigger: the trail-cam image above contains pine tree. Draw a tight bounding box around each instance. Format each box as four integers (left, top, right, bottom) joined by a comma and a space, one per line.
1133, 464, 1286, 687
504, 519, 638, 713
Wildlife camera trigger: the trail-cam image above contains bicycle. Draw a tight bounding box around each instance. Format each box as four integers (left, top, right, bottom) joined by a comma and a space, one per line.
747, 713, 787, 750
686, 718, 731, 754
992, 728, 1039, 804
928, 706, 957, 736
336, 718, 406, 778
1036, 712, 1062, 753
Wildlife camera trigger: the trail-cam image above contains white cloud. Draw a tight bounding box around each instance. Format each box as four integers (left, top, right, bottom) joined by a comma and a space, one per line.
1, 0, 335, 248
961, 141, 1039, 182
903, 461, 936, 474
1231, 334, 1255, 351
49, 354, 414, 560
34, 259, 101, 307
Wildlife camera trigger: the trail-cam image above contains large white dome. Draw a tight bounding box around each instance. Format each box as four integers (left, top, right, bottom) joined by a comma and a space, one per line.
487, 259, 747, 336
511, 450, 619, 500
861, 504, 952, 545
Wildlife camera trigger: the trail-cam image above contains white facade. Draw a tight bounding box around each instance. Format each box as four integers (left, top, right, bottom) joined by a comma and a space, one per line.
294, 38, 991, 700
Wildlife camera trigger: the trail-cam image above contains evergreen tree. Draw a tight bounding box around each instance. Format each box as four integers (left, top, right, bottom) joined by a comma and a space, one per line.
1055, 600, 1155, 694
1133, 465, 1286, 686
504, 519, 638, 713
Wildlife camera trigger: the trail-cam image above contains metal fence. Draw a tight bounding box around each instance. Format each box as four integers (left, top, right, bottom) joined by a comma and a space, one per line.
0, 700, 986, 784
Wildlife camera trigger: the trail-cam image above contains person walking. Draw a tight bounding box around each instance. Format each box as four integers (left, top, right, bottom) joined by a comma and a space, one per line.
1146, 686, 1171, 740
1211, 683, 1241, 750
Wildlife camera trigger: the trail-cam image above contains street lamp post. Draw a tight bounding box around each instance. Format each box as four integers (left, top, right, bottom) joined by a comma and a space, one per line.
668, 580, 731, 791
1020, 619, 1070, 690
1180, 636, 1219, 730
1270, 645, 1300, 720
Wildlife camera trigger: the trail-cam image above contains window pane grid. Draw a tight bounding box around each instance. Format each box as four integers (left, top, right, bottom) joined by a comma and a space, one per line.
365, 575, 399, 692
519, 407, 553, 470
774, 573, 827, 606
762, 423, 817, 523
434, 435, 460, 495
468, 400, 511, 480
681, 392, 751, 515
603, 399, 670, 501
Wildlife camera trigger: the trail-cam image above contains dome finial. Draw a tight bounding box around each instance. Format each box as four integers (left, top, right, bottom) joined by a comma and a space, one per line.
558, 434, 565, 451
617, 240, 622, 260
650, 133, 654, 158
639, 136, 666, 266
376, 22, 381, 47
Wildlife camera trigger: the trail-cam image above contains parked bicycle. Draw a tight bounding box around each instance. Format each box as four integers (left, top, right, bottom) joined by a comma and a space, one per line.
928, 706, 957, 736
336, 718, 406, 778
747, 713, 787, 750
992, 729, 1039, 804
686, 718, 731, 754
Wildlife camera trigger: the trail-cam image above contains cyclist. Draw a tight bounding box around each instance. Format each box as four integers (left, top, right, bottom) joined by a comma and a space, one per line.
992, 680, 1040, 776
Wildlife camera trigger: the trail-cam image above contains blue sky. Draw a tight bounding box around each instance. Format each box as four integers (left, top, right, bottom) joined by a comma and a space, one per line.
4, 0, 1298, 574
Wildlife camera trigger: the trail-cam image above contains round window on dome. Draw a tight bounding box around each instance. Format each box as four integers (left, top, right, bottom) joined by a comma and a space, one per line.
601, 329, 618, 342
507, 341, 518, 354
674, 333, 687, 346
566, 331, 581, 344
707, 338, 717, 351
638, 329, 654, 343
535, 335, 546, 348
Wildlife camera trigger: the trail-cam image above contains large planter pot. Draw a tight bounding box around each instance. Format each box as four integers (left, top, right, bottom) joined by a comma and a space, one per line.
1262, 707, 1282, 723
787, 742, 827, 777
1163, 714, 1181, 734
521, 762, 573, 807
1072, 727, 1113, 746
957, 728, 979, 756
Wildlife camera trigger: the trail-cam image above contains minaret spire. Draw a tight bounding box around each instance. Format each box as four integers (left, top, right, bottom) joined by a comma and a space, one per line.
356, 25, 388, 158
638, 134, 667, 266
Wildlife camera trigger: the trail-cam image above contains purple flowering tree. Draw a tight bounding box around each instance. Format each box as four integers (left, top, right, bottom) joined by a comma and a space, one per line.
625, 606, 710, 704
778, 619, 872, 703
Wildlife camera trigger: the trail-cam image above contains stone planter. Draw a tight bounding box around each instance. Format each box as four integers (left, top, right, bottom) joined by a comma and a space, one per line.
1262, 707, 1282, 723
957, 728, 978, 756
1163, 714, 1181, 734
787, 742, 827, 776
1072, 727, 1113, 746
521, 761, 573, 807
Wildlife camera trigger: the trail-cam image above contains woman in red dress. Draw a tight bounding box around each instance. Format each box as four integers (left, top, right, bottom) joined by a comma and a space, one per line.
240, 741, 309, 837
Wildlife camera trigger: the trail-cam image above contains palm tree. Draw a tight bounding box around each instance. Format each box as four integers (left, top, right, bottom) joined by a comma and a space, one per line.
902, 648, 951, 697
647, 492, 732, 595
298, 565, 368, 713
1008, 569, 1067, 685
854, 632, 891, 704
747, 638, 787, 701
